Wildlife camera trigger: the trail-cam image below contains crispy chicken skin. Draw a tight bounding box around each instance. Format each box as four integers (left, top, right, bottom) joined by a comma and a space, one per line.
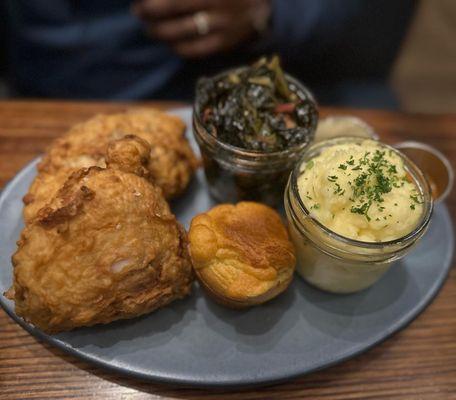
23, 167, 84, 224
189, 202, 296, 308
23, 109, 198, 223
6, 137, 193, 333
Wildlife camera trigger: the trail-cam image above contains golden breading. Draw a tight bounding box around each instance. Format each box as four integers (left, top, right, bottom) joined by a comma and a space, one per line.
22, 135, 152, 224
105, 134, 151, 177
189, 202, 296, 308
23, 167, 75, 223
6, 143, 193, 333
23, 109, 198, 222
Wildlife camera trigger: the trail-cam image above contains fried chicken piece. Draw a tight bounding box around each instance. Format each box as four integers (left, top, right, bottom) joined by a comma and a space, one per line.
23, 109, 198, 223
6, 136, 193, 333
23, 167, 84, 223
22, 135, 152, 223
105, 134, 151, 177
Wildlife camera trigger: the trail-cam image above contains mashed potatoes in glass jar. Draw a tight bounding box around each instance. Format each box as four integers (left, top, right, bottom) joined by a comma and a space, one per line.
298, 140, 424, 242
284, 137, 433, 293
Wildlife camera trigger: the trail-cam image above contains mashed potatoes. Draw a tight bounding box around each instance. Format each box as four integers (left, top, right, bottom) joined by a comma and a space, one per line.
298, 140, 424, 242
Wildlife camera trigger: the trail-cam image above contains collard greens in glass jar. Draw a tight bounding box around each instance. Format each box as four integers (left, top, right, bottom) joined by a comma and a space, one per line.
193, 56, 318, 207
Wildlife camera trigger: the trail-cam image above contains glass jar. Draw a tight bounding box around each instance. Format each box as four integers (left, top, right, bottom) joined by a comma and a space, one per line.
314, 116, 379, 142
284, 137, 434, 294
192, 72, 318, 207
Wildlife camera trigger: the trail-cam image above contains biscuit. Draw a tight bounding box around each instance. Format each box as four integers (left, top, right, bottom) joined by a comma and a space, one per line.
189, 202, 296, 308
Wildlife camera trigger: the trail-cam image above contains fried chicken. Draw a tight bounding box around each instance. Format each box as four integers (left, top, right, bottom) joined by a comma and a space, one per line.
6, 136, 194, 333
23, 109, 198, 223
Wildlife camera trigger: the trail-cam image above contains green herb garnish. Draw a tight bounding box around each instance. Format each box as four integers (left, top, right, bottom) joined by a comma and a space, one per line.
351, 202, 372, 221
410, 194, 423, 204
346, 149, 409, 221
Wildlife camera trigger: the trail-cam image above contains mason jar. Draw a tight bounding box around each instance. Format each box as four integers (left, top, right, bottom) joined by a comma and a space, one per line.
192, 71, 318, 207
284, 137, 434, 294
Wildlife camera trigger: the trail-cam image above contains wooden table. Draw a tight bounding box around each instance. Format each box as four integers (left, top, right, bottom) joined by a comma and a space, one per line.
1, 101, 455, 400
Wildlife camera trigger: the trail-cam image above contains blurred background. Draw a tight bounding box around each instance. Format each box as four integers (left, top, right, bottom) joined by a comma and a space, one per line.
392, 0, 456, 113
0, 0, 455, 114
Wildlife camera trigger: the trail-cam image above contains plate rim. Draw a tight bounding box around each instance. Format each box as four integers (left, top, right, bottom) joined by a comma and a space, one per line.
0, 132, 454, 389
1, 243, 453, 389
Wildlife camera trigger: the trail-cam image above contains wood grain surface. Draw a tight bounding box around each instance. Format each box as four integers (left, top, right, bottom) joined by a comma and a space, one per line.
0, 101, 455, 400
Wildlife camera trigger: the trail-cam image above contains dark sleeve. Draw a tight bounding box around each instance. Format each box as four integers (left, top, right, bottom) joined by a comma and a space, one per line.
270, 0, 363, 50
0, 1, 7, 77
264, 0, 417, 81
0, 1, 8, 79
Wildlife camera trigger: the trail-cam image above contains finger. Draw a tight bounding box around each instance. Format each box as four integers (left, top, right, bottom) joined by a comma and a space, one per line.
133, 0, 213, 19
172, 33, 230, 58
148, 13, 228, 42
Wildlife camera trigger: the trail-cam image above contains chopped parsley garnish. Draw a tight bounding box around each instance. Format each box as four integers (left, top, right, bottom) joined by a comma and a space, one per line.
304, 146, 421, 223
359, 151, 371, 165
341, 148, 415, 221
372, 150, 385, 163
410, 194, 423, 204
388, 165, 397, 174
409, 193, 423, 211
351, 202, 372, 221
333, 183, 345, 195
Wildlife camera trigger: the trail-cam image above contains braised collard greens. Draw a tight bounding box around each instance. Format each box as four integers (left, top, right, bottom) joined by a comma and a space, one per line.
197, 56, 318, 152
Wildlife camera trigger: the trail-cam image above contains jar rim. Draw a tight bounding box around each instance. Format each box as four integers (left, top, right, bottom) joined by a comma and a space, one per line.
289, 137, 434, 249
193, 68, 318, 159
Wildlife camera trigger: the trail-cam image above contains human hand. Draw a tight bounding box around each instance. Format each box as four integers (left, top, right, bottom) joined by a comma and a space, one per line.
132, 0, 271, 58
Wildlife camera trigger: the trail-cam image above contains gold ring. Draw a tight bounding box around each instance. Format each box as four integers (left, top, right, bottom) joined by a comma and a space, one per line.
193, 11, 210, 36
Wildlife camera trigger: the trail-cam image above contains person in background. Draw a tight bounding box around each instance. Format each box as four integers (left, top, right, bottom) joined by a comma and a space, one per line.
1, 1, 416, 108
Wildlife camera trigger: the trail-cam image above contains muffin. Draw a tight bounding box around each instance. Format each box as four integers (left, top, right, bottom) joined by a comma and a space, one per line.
188, 202, 296, 308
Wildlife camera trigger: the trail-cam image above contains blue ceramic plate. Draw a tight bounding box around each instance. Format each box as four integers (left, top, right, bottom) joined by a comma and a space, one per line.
0, 108, 453, 388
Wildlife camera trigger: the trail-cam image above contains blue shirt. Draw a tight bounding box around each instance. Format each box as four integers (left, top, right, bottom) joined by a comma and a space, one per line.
4, 0, 416, 104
